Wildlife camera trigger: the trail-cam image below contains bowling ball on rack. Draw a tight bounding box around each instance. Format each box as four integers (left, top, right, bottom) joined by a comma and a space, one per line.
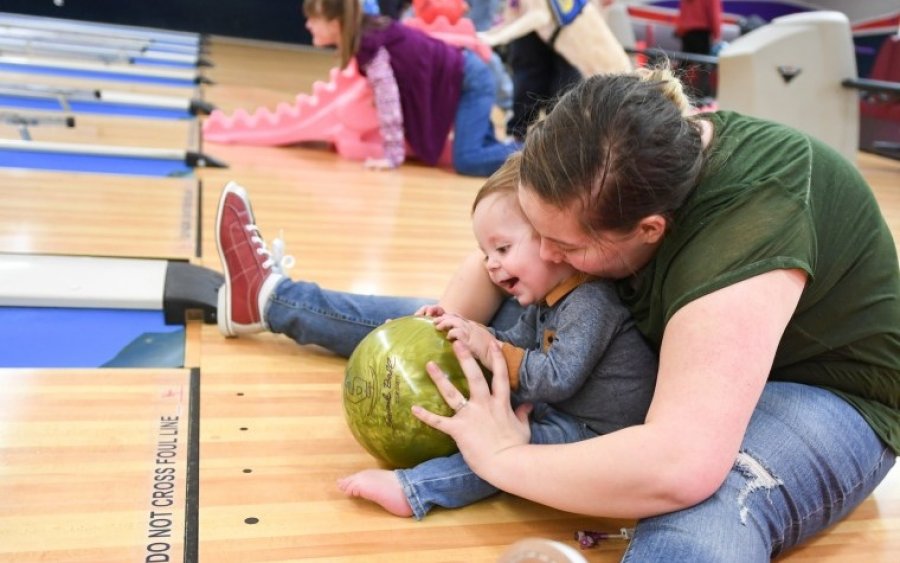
342, 315, 472, 468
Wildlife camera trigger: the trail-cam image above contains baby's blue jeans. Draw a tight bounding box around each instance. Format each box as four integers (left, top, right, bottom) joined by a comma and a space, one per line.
397, 403, 598, 519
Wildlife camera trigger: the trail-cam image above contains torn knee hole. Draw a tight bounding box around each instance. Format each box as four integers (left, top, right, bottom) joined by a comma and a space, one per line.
734, 451, 784, 524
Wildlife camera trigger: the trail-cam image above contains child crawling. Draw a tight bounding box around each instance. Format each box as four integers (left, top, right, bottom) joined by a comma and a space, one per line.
337, 152, 659, 519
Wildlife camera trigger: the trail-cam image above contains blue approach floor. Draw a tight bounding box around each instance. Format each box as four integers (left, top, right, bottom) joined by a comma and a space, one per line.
0, 149, 192, 176
0, 62, 197, 87
0, 94, 193, 120
0, 307, 184, 368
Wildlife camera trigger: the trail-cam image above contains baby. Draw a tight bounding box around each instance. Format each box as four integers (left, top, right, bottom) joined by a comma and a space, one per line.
338, 152, 658, 519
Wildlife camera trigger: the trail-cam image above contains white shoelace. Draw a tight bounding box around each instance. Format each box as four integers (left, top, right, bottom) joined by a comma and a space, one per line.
246, 225, 295, 276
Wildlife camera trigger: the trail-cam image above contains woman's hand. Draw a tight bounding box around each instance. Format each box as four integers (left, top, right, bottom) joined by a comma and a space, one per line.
412, 340, 532, 474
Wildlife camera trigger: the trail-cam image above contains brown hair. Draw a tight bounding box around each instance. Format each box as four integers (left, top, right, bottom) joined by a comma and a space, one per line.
520, 67, 706, 235
303, 0, 362, 68
471, 152, 522, 215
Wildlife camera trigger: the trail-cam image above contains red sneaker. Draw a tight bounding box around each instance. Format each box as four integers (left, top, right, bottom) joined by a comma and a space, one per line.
216, 181, 287, 336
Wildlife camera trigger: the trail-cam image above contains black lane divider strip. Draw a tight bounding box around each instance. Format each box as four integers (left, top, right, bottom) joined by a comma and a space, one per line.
184, 367, 200, 563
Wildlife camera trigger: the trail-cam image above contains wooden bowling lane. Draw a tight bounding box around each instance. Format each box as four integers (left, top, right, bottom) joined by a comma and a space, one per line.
201, 38, 335, 114
0, 108, 199, 151
0, 69, 199, 101
0, 368, 198, 563
0, 13, 201, 47
195, 340, 635, 562
0, 108, 201, 151
0, 169, 198, 260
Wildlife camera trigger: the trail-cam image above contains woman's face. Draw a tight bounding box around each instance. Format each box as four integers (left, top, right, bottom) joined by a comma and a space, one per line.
518, 186, 662, 279
305, 15, 341, 47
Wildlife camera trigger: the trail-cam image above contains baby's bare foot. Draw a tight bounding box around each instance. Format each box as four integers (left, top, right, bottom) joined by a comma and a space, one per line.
337, 469, 414, 517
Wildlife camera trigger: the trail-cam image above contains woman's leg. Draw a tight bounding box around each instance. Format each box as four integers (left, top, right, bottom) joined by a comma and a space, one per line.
622, 382, 895, 562
452, 50, 521, 177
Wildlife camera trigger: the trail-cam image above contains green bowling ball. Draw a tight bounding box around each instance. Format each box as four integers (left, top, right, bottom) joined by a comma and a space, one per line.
342, 315, 470, 468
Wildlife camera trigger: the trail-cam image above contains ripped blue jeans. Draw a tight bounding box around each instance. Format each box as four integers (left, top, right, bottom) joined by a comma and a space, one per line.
623, 381, 896, 562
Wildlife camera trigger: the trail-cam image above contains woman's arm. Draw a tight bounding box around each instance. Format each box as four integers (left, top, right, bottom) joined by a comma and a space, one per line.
416, 268, 807, 517
436, 249, 506, 324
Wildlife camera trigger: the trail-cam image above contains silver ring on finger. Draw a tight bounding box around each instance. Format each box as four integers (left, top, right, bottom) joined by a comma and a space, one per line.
454, 397, 469, 412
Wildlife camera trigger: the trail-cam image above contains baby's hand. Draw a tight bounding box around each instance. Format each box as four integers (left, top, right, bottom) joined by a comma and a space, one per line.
434, 314, 494, 362
432, 313, 465, 334
415, 304, 446, 318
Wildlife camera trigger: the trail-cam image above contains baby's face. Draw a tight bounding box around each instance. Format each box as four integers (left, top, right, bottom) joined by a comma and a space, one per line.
472, 193, 576, 306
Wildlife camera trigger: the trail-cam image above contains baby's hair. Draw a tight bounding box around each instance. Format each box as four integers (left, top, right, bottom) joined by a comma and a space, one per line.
471, 152, 522, 215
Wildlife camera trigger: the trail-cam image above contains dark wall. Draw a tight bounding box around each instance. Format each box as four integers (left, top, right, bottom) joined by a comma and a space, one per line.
1, 0, 312, 44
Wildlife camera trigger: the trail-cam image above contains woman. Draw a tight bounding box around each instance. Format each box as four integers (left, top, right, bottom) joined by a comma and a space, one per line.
215, 67, 899, 560
411, 68, 899, 560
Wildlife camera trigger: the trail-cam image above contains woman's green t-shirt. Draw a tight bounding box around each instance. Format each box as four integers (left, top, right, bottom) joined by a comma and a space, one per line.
618, 111, 900, 454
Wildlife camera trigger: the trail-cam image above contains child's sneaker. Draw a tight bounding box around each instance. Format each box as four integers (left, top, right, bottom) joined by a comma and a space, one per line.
215, 181, 291, 337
